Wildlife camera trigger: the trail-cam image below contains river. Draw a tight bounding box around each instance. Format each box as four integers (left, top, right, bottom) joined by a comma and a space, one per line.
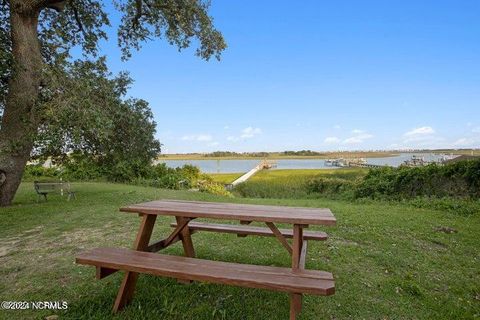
154, 153, 456, 174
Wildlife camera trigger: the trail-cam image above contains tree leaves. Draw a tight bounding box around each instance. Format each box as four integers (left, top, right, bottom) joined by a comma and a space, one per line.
34, 57, 161, 168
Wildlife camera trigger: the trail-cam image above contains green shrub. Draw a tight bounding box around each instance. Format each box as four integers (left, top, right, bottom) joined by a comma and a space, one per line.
62, 153, 104, 181
23, 164, 61, 180
306, 177, 358, 196
198, 179, 233, 197
355, 160, 480, 200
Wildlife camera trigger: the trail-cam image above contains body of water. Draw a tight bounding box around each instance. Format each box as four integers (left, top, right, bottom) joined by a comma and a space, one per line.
154, 153, 455, 174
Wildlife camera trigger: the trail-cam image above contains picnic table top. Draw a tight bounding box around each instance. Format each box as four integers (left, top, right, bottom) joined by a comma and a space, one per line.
120, 200, 336, 226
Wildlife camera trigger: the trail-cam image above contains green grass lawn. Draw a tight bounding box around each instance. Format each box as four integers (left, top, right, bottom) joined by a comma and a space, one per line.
1, 182, 479, 319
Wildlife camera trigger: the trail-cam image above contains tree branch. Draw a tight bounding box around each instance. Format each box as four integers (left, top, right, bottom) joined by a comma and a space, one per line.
33, 0, 66, 12
132, 0, 143, 28
70, 1, 84, 33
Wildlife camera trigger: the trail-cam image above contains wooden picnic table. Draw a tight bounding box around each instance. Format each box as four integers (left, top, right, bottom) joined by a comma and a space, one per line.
76, 200, 336, 319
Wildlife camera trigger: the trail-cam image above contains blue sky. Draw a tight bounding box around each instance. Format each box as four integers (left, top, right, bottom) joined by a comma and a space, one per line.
98, 1, 479, 153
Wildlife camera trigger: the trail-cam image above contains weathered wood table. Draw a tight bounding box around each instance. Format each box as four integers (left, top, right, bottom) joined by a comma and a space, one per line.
76, 200, 336, 319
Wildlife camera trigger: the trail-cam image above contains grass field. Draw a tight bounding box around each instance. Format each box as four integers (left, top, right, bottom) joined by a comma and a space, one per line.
1, 182, 479, 319
249, 168, 367, 181
209, 173, 243, 184
231, 169, 368, 199
209, 168, 367, 185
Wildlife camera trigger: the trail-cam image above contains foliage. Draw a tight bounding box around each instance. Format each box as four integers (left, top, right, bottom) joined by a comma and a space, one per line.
31, 58, 161, 182
306, 177, 358, 197
355, 160, 480, 199
23, 164, 61, 180
197, 175, 233, 197
233, 163, 480, 214
1, 0, 227, 115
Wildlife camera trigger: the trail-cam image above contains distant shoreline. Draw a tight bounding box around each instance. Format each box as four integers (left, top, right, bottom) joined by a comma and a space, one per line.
157, 149, 478, 160
159, 151, 400, 160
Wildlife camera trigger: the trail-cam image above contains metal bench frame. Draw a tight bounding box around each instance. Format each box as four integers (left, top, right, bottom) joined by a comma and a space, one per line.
34, 181, 76, 201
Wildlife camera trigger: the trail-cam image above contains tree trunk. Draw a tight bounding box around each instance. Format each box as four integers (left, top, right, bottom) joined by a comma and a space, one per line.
0, 5, 42, 206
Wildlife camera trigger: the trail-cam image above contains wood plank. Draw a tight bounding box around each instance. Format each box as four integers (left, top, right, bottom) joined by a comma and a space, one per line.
161, 217, 191, 249
290, 293, 302, 320
299, 240, 307, 270
176, 217, 196, 284
113, 214, 156, 313
265, 222, 293, 255
176, 216, 196, 258
292, 225, 303, 271
147, 234, 183, 252
76, 247, 335, 296
170, 222, 328, 241
121, 200, 336, 226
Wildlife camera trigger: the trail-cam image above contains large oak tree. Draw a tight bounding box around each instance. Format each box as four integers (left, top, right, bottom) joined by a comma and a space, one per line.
0, 0, 226, 206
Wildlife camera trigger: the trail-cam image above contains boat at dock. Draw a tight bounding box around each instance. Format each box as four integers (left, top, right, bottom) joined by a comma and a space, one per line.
325, 158, 381, 168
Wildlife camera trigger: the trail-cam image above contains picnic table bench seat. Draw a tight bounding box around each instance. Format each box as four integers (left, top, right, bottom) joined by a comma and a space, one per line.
170, 221, 328, 241
76, 247, 335, 296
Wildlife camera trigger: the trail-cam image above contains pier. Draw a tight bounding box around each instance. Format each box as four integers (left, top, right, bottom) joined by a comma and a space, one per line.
230, 160, 277, 187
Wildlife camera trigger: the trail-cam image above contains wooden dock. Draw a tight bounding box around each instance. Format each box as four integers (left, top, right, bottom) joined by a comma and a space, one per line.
230, 160, 277, 186
325, 158, 385, 169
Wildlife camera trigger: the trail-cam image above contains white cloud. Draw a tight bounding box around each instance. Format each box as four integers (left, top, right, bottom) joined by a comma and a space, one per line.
388, 143, 401, 149
342, 133, 374, 144
227, 127, 262, 142
352, 129, 364, 134
472, 127, 480, 133
452, 138, 475, 147
224, 125, 230, 130
333, 125, 341, 129
181, 134, 213, 142
240, 127, 262, 139
402, 126, 437, 144
404, 126, 435, 137
324, 136, 340, 144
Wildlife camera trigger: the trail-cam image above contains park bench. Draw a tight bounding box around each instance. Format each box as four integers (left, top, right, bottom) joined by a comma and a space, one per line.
76, 200, 336, 319
34, 181, 76, 201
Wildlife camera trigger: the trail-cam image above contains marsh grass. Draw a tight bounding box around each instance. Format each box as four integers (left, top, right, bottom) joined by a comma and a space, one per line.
234, 169, 367, 199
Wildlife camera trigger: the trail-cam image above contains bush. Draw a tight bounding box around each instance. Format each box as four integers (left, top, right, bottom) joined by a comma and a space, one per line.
355, 160, 480, 200
306, 177, 358, 197
198, 179, 233, 197
23, 164, 61, 180
62, 153, 104, 181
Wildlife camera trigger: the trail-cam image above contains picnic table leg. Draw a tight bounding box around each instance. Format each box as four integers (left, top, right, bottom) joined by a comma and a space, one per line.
176, 216, 196, 258
113, 214, 157, 313
175, 216, 195, 284
290, 224, 305, 320
237, 220, 252, 237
